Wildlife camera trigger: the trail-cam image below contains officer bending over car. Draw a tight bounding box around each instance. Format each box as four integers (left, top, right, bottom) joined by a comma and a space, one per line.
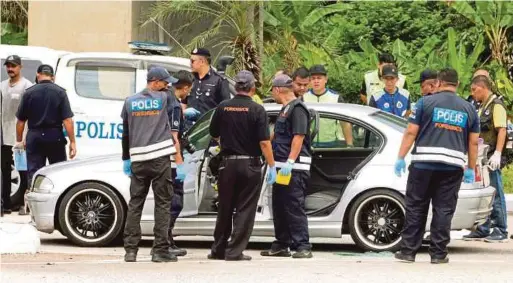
394, 68, 479, 264
208, 70, 276, 261
121, 67, 179, 263
261, 74, 313, 259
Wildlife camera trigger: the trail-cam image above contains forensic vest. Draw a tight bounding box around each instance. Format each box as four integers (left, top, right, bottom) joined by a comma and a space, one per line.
124, 89, 176, 162
303, 89, 343, 143
364, 70, 406, 104
411, 92, 477, 168
273, 99, 312, 171
370, 88, 410, 117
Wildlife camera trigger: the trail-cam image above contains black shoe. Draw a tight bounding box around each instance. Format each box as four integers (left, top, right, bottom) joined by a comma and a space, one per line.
207, 253, 225, 260
124, 252, 137, 262
225, 254, 252, 261
394, 251, 415, 263
260, 249, 291, 257
292, 250, 313, 259
431, 257, 449, 264
151, 253, 178, 263
169, 245, 187, 257
2, 208, 12, 215
462, 231, 487, 241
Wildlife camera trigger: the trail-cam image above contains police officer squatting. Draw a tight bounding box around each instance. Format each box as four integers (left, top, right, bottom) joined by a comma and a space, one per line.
208, 70, 276, 261
394, 68, 480, 264
121, 66, 180, 263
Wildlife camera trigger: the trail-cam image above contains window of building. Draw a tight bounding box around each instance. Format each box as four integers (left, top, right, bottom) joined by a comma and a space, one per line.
75, 65, 136, 100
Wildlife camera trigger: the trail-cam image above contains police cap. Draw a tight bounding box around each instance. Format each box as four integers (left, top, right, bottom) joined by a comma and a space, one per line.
234, 70, 255, 88
382, 65, 398, 78
147, 66, 178, 84
309, 64, 327, 76
414, 69, 438, 84
272, 74, 293, 88
37, 64, 55, 76
191, 47, 211, 58
4, 55, 22, 66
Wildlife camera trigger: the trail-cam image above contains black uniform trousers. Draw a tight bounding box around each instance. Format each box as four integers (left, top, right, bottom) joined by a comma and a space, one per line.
271, 170, 312, 252
123, 155, 173, 254
26, 130, 67, 185
169, 167, 184, 245
211, 157, 262, 259
400, 165, 463, 259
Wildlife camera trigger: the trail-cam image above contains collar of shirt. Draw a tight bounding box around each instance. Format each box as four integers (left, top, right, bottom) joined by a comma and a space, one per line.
478, 94, 497, 115
234, 94, 252, 100
38, 80, 53, 84
310, 88, 328, 97
383, 87, 399, 97
194, 67, 212, 80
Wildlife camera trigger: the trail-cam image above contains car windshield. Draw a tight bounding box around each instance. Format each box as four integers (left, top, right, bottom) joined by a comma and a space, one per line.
371, 111, 408, 132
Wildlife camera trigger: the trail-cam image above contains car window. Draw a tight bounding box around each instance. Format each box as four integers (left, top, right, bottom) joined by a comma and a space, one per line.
1, 59, 41, 84
187, 109, 215, 151
146, 62, 184, 77
313, 115, 382, 149
75, 65, 136, 100
371, 111, 408, 132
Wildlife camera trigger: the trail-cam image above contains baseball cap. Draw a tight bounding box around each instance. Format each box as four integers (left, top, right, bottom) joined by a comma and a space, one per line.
272, 74, 293, 88
234, 70, 255, 87
309, 64, 327, 75
191, 47, 211, 57
147, 66, 178, 84
414, 69, 438, 84
4, 55, 21, 66
382, 65, 398, 78
37, 64, 54, 76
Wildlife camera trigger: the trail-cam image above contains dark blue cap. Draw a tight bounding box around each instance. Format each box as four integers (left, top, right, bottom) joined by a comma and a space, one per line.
147, 66, 178, 84
415, 69, 438, 84
191, 47, 211, 57
37, 64, 54, 76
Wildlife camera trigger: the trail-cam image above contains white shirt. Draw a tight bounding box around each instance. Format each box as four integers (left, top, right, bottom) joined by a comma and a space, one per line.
1, 77, 33, 146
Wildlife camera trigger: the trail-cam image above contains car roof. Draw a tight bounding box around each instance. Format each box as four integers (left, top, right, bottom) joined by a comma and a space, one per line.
263, 102, 380, 118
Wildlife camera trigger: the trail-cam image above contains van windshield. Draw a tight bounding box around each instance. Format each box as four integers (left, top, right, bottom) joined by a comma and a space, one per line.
1, 59, 42, 84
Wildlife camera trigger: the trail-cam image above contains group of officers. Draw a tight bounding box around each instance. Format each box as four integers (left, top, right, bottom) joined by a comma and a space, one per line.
2, 47, 509, 264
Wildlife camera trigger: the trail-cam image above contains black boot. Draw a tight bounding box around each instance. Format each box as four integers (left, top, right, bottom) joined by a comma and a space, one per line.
168, 217, 187, 256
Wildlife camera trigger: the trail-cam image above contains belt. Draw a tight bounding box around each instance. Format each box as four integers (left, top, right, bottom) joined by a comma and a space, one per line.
225, 155, 259, 160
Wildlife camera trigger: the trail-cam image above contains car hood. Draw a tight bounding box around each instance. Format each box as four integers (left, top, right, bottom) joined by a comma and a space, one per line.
37, 154, 122, 175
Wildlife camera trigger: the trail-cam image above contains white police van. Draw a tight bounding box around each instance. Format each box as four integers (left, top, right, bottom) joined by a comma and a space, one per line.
0, 42, 234, 207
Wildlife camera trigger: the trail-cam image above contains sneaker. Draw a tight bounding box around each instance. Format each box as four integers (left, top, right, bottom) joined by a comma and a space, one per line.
484, 229, 508, 243
462, 231, 487, 241
124, 252, 137, 262
431, 257, 449, 264
169, 245, 187, 257
260, 249, 291, 257
291, 250, 313, 259
394, 251, 415, 263
151, 253, 178, 263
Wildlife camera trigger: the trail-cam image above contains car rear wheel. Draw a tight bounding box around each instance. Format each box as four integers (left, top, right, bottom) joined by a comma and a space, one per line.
58, 182, 125, 247
348, 189, 405, 252
10, 164, 28, 208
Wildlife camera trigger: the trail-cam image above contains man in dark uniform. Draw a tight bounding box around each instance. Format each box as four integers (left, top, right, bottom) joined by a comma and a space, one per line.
121, 67, 179, 263
208, 70, 276, 261
261, 74, 313, 259
15, 64, 77, 187
394, 68, 480, 264
183, 48, 230, 125
415, 69, 439, 96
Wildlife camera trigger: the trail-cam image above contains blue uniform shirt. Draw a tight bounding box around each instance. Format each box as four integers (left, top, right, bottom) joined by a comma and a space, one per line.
369, 87, 410, 117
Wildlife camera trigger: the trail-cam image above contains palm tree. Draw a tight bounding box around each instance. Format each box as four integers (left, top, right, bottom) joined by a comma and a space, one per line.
1, 0, 28, 30
145, 0, 261, 86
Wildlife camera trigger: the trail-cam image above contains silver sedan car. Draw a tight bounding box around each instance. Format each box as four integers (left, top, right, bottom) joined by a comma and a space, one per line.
27, 103, 495, 252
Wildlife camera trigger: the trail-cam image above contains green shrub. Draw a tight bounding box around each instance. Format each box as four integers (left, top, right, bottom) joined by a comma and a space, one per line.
502, 165, 513, 194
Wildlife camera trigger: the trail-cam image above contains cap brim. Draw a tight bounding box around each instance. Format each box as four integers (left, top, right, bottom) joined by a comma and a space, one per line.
165, 76, 178, 84
4, 60, 20, 66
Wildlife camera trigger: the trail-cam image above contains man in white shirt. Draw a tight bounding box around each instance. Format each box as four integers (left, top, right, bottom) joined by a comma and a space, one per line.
1, 55, 33, 215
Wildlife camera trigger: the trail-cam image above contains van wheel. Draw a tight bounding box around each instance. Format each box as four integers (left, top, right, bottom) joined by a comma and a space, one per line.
348, 189, 405, 252
58, 182, 125, 247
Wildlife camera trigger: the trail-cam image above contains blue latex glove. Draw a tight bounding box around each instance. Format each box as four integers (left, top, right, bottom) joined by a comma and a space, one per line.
463, 168, 475, 183
394, 158, 406, 177
278, 160, 294, 176
266, 166, 277, 185
176, 163, 186, 182
123, 159, 132, 176
184, 108, 200, 119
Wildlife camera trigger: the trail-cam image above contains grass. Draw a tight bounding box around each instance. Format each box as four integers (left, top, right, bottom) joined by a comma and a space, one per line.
503, 165, 513, 194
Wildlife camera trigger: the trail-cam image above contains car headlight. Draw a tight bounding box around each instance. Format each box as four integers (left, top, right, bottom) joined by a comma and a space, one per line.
32, 175, 54, 193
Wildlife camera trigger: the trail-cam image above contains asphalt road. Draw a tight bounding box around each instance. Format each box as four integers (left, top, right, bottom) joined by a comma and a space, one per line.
2, 215, 513, 283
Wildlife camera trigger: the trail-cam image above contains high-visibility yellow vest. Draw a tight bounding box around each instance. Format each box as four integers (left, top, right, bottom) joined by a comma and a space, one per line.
364, 70, 406, 105
303, 89, 343, 143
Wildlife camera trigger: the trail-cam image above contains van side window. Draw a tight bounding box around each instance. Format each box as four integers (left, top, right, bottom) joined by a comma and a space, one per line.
75, 65, 136, 100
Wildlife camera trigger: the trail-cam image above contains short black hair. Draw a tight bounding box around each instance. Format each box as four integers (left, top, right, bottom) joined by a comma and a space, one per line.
173, 70, 194, 89
437, 68, 459, 86
292, 67, 310, 80
471, 75, 492, 90
378, 53, 395, 64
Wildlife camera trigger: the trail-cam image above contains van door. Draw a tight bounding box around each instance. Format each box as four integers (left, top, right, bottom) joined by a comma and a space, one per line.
54, 55, 142, 159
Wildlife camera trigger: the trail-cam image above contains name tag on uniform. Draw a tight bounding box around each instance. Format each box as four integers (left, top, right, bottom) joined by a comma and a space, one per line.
130, 98, 163, 116
433, 107, 468, 128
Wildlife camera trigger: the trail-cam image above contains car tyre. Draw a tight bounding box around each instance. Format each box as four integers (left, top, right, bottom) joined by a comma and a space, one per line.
58, 182, 125, 247
10, 165, 28, 208
348, 189, 405, 252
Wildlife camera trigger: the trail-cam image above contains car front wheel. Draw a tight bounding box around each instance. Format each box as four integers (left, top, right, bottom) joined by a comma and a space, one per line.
348, 189, 405, 252
58, 182, 125, 247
